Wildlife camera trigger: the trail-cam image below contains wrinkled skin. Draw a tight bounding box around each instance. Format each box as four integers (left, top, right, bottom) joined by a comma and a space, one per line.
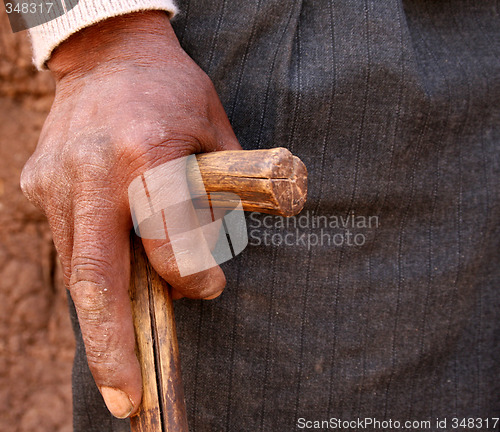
20, 12, 241, 418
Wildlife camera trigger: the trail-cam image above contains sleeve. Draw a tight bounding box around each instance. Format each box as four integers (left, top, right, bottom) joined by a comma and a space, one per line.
29, 0, 178, 70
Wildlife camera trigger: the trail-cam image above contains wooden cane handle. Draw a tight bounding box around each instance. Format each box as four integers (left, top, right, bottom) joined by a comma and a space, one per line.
190, 147, 307, 216
129, 148, 307, 432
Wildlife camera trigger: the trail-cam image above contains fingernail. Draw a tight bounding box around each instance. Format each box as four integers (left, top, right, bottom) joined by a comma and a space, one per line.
100, 387, 134, 419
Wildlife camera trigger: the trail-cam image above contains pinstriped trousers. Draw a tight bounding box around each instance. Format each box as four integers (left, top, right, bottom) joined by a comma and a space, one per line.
70, 1, 500, 430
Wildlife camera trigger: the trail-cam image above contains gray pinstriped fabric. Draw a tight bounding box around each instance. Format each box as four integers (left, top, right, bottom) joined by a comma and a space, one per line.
70, 1, 500, 430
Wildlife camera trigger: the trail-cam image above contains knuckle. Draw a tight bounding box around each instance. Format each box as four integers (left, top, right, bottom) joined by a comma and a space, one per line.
62, 133, 116, 180
69, 258, 112, 316
20, 156, 53, 207
119, 123, 155, 150
68, 256, 134, 382
71, 144, 105, 167
20, 163, 37, 200
71, 255, 111, 283
71, 279, 109, 321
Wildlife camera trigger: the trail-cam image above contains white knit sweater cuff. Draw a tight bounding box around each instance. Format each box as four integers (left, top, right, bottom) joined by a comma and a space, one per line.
29, 0, 177, 70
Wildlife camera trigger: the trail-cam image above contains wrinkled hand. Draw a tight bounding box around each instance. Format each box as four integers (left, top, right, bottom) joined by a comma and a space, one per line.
20, 12, 240, 419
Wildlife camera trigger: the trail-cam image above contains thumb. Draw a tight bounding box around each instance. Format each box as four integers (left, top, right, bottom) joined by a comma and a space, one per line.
69, 200, 142, 419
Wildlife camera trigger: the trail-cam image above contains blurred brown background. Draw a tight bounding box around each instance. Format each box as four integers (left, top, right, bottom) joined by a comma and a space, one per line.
0, 11, 75, 432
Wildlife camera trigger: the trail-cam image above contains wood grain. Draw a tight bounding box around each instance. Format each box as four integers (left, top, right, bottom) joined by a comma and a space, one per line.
189, 148, 307, 216
129, 235, 188, 432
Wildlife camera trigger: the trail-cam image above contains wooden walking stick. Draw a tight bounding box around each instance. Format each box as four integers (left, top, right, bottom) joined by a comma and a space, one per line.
129, 148, 307, 432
